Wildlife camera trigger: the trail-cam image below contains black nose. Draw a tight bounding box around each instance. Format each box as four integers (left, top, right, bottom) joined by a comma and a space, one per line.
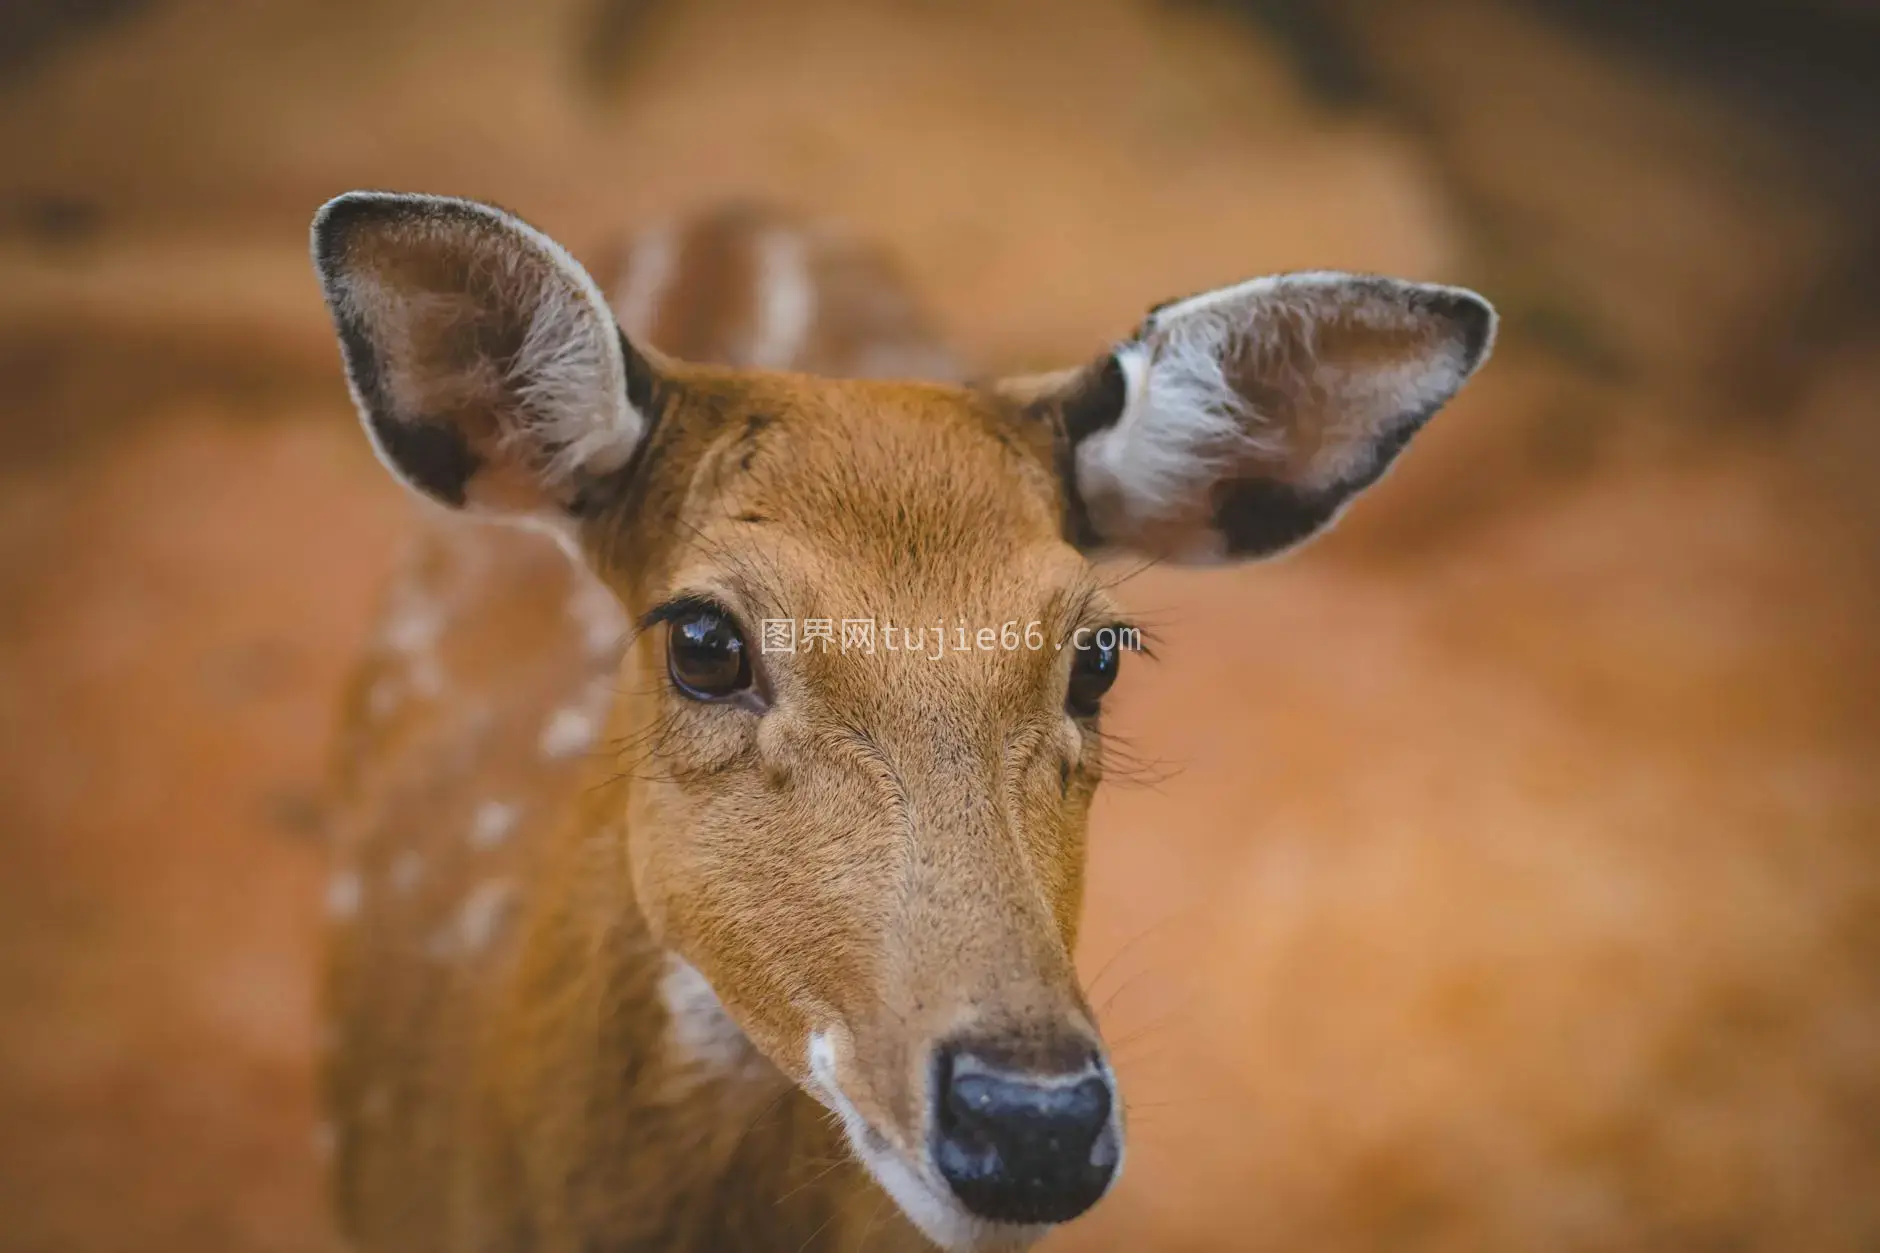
931, 1041, 1119, 1225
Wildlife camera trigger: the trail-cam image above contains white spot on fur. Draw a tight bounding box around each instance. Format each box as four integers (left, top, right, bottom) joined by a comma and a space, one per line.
428, 879, 518, 960
568, 571, 628, 659
313, 1122, 336, 1161
382, 596, 444, 656
659, 954, 764, 1078
539, 706, 597, 759
457, 880, 516, 952
326, 870, 361, 920
611, 222, 677, 340
389, 850, 423, 894
469, 800, 518, 849
747, 228, 816, 369
379, 583, 449, 696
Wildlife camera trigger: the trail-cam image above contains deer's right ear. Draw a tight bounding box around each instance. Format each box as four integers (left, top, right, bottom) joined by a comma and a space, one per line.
311, 191, 654, 520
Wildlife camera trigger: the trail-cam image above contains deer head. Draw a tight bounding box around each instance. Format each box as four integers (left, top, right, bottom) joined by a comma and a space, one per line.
312, 190, 1495, 1250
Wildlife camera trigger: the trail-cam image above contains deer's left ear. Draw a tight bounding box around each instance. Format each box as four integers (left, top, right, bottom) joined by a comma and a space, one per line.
1000, 273, 1496, 562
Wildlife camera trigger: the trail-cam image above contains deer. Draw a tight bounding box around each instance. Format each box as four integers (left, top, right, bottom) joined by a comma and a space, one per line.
310, 189, 1495, 1253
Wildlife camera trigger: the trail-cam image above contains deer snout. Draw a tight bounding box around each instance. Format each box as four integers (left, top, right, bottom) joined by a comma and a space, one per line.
930, 1036, 1122, 1226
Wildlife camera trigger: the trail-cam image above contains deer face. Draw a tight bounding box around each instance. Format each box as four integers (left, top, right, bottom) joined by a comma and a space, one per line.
313, 192, 1495, 1250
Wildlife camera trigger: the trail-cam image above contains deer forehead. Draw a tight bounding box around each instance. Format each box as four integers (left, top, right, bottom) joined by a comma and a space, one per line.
623, 368, 1080, 612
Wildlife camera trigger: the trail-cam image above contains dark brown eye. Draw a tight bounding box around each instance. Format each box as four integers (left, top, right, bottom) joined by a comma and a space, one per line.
667, 606, 752, 701
1067, 630, 1121, 717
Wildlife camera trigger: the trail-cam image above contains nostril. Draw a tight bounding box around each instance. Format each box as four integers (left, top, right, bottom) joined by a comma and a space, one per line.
932, 1044, 1119, 1225
945, 1071, 1110, 1141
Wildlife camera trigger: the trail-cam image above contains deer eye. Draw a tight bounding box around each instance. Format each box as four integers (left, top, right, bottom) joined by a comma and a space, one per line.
666, 606, 752, 701
1066, 632, 1121, 717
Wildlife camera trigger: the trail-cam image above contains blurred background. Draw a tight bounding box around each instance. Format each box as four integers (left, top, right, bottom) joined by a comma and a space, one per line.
2, 1, 1877, 1249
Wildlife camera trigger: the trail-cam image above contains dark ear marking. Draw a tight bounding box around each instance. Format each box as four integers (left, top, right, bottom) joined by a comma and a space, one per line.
1212, 391, 1432, 559
1058, 353, 1127, 443
323, 256, 483, 511
1425, 286, 1495, 368
1210, 481, 1340, 557
1022, 360, 1124, 549
620, 328, 664, 423
1208, 395, 1436, 557
1057, 437, 1105, 551
368, 415, 480, 507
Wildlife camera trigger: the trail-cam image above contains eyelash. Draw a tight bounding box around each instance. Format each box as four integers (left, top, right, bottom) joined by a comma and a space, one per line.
638, 595, 740, 635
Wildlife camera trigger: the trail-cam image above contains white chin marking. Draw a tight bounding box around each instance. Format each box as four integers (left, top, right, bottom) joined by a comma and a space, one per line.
804, 1031, 1049, 1253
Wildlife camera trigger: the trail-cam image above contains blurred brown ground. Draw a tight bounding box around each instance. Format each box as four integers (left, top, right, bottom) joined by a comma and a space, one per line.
1, 1, 1877, 1250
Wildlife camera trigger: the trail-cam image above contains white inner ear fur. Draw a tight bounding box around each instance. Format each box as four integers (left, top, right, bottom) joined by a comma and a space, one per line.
337, 194, 645, 497
1074, 271, 1486, 535
503, 229, 643, 485
1079, 302, 1278, 524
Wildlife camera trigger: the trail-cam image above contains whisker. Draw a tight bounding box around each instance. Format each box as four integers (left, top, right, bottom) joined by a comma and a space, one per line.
775, 1156, 851, 1207
1081, 912, 1182, 1005
794, 1206, 841, 1253
852, 1194, 890, 1253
